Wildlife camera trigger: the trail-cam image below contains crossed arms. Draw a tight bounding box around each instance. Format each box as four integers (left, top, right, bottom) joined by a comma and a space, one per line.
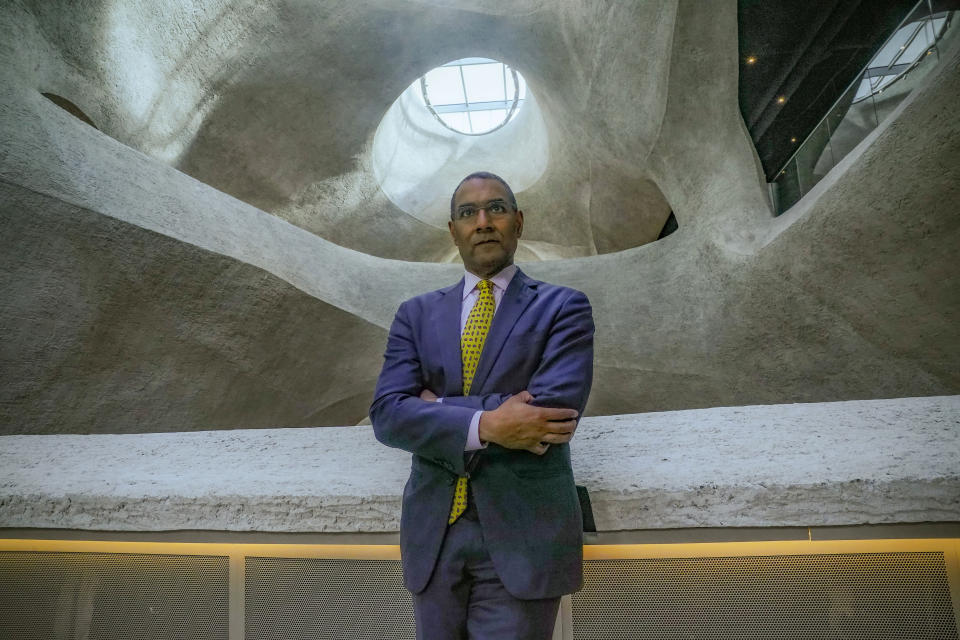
370, 289, 595, 475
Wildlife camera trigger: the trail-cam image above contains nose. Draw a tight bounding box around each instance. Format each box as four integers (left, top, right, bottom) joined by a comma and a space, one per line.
474, 208, 492, 227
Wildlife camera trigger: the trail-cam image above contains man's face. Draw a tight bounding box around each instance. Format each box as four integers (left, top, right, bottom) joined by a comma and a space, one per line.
448, 178, 524, 278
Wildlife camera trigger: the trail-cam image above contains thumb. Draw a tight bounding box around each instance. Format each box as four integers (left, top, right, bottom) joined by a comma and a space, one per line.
516, 390, 534, 403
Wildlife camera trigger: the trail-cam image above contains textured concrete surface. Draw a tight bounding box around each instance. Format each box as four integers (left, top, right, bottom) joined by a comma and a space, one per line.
0, 185, 388, 433
1, 0, 682, 259
1, 1, 958, 433
576, 396, 960, 531
0, 396, 956, 533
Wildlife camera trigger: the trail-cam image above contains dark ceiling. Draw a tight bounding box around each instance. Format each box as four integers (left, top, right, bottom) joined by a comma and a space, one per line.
737, 0, 955, 180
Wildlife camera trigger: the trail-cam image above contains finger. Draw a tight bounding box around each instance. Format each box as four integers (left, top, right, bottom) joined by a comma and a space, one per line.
539, 419, 577, 434
528, 442, 549, 456
539, 407, 578, 421
516, 390, 534, 403
541, 432, 573, 444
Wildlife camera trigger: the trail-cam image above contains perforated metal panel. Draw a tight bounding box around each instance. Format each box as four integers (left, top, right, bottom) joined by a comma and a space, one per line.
572, 552, 958, 639
245, 556, 414, 639
0, 551, 229, 640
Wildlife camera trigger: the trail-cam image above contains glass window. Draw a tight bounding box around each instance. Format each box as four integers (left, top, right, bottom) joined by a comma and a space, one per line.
439, 112, 471, 132
420, 58, 526, 135
422, 66, 465, 106
855, 13, 948, 103
469, 109, 508, 134
462, 63, 504, 103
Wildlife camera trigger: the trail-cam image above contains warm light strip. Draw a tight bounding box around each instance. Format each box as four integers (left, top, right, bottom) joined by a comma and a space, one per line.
1, 538, 957, 561
583, 538, 960, 559
0, 539, 402, 560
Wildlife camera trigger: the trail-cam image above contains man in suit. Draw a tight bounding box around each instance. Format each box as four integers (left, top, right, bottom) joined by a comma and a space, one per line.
370, 172, 594, 639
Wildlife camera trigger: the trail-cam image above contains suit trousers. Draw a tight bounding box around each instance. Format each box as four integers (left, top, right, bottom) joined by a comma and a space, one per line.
412, 495, 561, 640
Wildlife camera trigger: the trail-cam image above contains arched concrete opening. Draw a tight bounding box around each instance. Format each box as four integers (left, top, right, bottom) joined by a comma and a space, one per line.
588, 172, 675, 255
372, 61, 549, 229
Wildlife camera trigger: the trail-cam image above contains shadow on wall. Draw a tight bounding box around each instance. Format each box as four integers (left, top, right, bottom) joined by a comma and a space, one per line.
41, 94, 98, 129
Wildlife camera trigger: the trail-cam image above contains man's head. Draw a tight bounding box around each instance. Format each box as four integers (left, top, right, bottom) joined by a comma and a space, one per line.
448, 172, 524, 278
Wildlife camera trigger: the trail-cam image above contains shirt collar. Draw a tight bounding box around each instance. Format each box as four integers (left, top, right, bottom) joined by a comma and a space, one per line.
462, 264, 518, 300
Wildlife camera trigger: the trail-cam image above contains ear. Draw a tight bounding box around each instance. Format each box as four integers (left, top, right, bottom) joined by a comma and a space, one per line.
514, 210, 524, 237
448, 219, 459, 245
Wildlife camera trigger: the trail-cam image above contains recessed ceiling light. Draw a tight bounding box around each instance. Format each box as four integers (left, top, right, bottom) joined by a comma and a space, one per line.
776, 96, 786, 104
746, 56, 757, 64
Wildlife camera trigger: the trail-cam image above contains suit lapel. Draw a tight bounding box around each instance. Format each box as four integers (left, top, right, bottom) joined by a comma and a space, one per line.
471, 269, 537, 394
433, 278, 464, 396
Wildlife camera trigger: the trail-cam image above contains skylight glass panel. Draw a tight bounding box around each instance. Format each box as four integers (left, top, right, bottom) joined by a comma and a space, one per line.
872, 23, 916, 69
424, 66, 465, 106
440, 112, 471, 132
901, 25, 933, 61
469, 109, 508, 134
462, 63, 505, 104
421, 58, 526, 135
874, 74, 897, 92
854, 14, 949, 104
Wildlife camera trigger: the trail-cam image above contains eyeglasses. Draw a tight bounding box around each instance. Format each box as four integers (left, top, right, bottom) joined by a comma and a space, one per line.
454, 200, 515, 220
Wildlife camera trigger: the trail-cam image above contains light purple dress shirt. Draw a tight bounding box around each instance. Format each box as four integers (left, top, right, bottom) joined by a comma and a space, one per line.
436, 264, 518, 451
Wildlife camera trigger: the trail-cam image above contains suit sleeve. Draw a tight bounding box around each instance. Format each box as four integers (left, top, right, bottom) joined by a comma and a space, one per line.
369, 301, 476, 475
439, 393, 513, 410
526, 290, 595, 416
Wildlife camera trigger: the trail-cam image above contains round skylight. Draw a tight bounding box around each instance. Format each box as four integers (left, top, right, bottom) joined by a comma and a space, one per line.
420, 58, 527, 135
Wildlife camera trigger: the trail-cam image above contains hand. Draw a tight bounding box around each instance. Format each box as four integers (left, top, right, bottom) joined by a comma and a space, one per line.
478, 390, 579, 455
419, 388, 438, 402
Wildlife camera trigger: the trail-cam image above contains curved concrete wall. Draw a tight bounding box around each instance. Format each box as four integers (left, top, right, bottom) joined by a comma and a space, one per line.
1, 0, 958, 433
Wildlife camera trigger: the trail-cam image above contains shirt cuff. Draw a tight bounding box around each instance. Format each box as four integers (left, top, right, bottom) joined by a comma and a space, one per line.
465, 410, 486, 451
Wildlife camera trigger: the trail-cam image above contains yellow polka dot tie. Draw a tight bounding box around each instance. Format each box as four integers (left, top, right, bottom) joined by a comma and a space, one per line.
449, 279, 495, 524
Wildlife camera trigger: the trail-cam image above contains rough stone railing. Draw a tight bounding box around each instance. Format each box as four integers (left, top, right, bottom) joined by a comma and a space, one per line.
1, 396, 957, 533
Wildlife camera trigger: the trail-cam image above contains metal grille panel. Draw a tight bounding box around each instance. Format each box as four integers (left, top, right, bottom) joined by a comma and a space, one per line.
245, 557, 414, 640
0, 551, 229, 640
572, 552, 957, 640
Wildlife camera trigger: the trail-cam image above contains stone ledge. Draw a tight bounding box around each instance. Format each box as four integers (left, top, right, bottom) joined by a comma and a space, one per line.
1, 396, 957, 533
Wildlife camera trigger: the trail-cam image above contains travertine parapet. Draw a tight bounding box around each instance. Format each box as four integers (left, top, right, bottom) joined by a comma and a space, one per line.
574, 396, 960, 530
1, 396, 956, 533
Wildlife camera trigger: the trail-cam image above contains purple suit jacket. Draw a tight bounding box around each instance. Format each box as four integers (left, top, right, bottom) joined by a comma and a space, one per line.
370, 268, 594, 599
